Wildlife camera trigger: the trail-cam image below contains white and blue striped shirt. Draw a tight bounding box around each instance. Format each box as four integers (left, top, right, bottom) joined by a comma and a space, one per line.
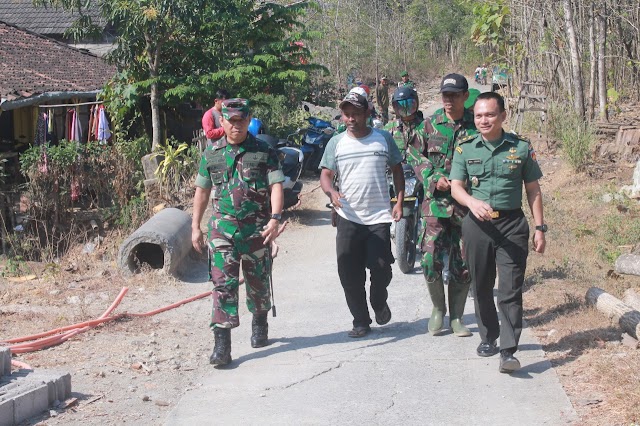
320, 128, 402, 225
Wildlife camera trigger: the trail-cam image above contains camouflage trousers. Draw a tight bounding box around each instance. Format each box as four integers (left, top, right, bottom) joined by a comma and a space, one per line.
419, 215, 469, 284
208, 230, 271, 329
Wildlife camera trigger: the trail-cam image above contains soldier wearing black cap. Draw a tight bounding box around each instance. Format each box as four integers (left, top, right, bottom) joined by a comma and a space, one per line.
405, 73, 478, 338
450, 91, 546, 374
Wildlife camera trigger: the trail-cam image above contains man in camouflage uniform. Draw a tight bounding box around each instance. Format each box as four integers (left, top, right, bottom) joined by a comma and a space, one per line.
384, 86, 423, 153
191, 98, 285, 367
406, 73, 478, 337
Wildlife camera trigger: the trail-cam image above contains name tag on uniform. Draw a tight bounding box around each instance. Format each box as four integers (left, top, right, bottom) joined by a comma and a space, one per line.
467, 159, 482, 165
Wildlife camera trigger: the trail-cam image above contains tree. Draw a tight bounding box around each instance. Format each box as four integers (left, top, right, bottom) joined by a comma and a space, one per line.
562, 0, 585, 118
35, 0, 320, 150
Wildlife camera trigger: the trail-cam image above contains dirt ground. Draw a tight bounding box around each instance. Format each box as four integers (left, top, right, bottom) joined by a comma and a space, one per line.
2, 112, 640, 425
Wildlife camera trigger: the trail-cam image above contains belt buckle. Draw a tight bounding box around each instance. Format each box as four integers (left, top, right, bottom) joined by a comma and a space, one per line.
490, 211, 500, 219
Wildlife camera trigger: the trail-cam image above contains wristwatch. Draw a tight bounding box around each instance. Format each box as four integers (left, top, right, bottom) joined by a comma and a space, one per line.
535, 224, 548, 232
270, 213, 282, 221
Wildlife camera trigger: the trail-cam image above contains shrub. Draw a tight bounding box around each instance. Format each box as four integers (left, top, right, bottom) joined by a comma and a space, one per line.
14, 139, 148, 261
548, 104, 595, 171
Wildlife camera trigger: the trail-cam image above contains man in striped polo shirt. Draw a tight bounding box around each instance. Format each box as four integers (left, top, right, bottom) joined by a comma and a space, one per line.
320, 92, 405, 338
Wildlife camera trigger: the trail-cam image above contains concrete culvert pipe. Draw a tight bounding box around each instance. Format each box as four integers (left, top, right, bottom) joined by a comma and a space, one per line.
118, 208, 194, 276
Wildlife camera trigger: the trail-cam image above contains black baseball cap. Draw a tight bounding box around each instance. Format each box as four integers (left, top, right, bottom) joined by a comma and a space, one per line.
339, 92, 368, 110
439, 73, 469, 93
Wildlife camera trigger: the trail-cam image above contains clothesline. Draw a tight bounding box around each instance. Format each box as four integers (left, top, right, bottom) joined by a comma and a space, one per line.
38, 101, 104, 108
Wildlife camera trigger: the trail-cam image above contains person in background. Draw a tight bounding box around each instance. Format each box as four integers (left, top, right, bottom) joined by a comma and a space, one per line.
202, 89, 230, 145
398, 71, 415, 89
376, 76, 390, 125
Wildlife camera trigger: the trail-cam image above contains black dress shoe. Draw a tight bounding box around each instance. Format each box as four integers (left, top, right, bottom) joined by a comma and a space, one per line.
476, 341, 499, 357
499, 350, 521, 373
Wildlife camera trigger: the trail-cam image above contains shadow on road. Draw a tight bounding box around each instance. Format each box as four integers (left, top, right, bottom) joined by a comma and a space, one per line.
229, 318, 429, 367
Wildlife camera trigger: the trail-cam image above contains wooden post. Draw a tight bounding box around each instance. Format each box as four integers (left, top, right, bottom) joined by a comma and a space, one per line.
585, 287, 640, 339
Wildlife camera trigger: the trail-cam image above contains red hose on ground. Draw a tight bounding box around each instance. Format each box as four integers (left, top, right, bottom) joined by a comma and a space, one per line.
3, 240, 282, 357
11, 360, 32, 370
2, 288, 213, 355
2, 287, 130, 344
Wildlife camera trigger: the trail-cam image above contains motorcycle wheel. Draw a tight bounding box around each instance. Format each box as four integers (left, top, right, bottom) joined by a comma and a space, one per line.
395, 217, 416, 274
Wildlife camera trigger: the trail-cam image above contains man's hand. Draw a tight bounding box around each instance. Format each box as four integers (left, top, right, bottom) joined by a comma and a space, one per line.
392, 202, 403, 222
261, 219, 281, 245
436, 176, 451, 192
192, 227, 205, 253
468, 198, 494, 221
327, 189, 345, 209
533, 231, 546, 254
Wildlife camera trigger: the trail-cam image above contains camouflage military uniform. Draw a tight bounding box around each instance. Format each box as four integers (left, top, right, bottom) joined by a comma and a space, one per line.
383, 115, 424, 153
406, 107, 477, 283
195, 134, 285, 329
405, 106, 477, 335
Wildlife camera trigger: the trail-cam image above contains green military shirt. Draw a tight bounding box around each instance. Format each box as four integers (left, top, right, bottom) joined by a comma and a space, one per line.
399, 80, 415, 89
406, 107, 477, 218
449, 131, 543, 210
195, 134, 285, 239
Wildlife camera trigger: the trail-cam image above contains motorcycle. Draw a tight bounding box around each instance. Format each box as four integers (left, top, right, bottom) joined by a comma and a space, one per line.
298, 105, 336, 174
389, 163, 424, 274
251, 120, 304, 210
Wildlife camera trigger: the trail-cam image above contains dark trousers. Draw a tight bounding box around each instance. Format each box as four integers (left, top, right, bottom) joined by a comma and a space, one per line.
462, 210, 529, 353
336, 215, 394, 328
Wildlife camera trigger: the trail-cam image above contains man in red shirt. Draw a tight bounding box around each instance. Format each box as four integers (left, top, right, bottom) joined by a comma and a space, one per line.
202, 89, 230, 145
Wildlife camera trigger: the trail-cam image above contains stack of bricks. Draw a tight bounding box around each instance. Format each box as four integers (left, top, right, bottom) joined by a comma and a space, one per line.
0, 347, 71, 426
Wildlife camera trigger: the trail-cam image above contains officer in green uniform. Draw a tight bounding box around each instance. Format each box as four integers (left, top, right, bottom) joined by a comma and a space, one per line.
398, 71, 415, 89
191, 98, 285, 367
405, 73, 478, 337
450, 91, 546, 374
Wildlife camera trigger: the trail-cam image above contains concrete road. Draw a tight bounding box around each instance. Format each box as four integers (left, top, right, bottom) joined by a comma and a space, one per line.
166, 195, 577, 425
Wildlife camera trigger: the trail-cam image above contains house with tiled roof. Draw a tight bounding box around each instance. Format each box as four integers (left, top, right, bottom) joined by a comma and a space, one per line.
0, 19, 115, 178
0, 0, 114, 57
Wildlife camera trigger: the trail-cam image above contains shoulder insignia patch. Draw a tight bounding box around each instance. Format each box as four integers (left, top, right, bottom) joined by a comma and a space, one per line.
458, 134, 475, 145
456, 146, 463, 154
528, 143, 537, 162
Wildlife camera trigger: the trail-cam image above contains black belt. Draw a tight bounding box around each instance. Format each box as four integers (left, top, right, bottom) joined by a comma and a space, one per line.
489, 208, 522, 219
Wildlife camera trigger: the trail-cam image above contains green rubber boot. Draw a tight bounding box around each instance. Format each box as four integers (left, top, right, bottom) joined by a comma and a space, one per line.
449, 281, 472, 337
427, 279, 446, 335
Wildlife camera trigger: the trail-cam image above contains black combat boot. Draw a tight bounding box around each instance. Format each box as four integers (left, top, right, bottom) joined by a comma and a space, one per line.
209, 327, 232, 366
250, 313, 269, 348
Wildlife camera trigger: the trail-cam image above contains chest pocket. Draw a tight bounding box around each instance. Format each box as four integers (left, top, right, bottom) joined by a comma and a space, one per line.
242, 152, 269, 182
467, 162, 485, 177
206, 151, 228, 185
427, 134, 450, 169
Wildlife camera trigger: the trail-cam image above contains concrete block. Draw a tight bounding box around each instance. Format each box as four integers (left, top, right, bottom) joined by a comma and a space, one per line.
0, 399, 14, 426
117, 208, 193, 276
0, 348, 10, 377
48, 373, 71, 403
13, 384, 48, 424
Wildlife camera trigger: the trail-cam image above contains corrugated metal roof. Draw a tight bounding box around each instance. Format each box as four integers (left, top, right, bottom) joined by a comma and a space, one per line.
0, 20, 116, 101
0, 0, 105, 35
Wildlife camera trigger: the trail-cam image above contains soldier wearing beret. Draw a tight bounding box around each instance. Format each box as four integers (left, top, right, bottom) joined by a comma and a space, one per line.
192, 98, 285, 367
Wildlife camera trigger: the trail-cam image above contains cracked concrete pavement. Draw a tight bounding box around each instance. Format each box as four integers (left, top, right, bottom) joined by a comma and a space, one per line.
165, 189, 577, 425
